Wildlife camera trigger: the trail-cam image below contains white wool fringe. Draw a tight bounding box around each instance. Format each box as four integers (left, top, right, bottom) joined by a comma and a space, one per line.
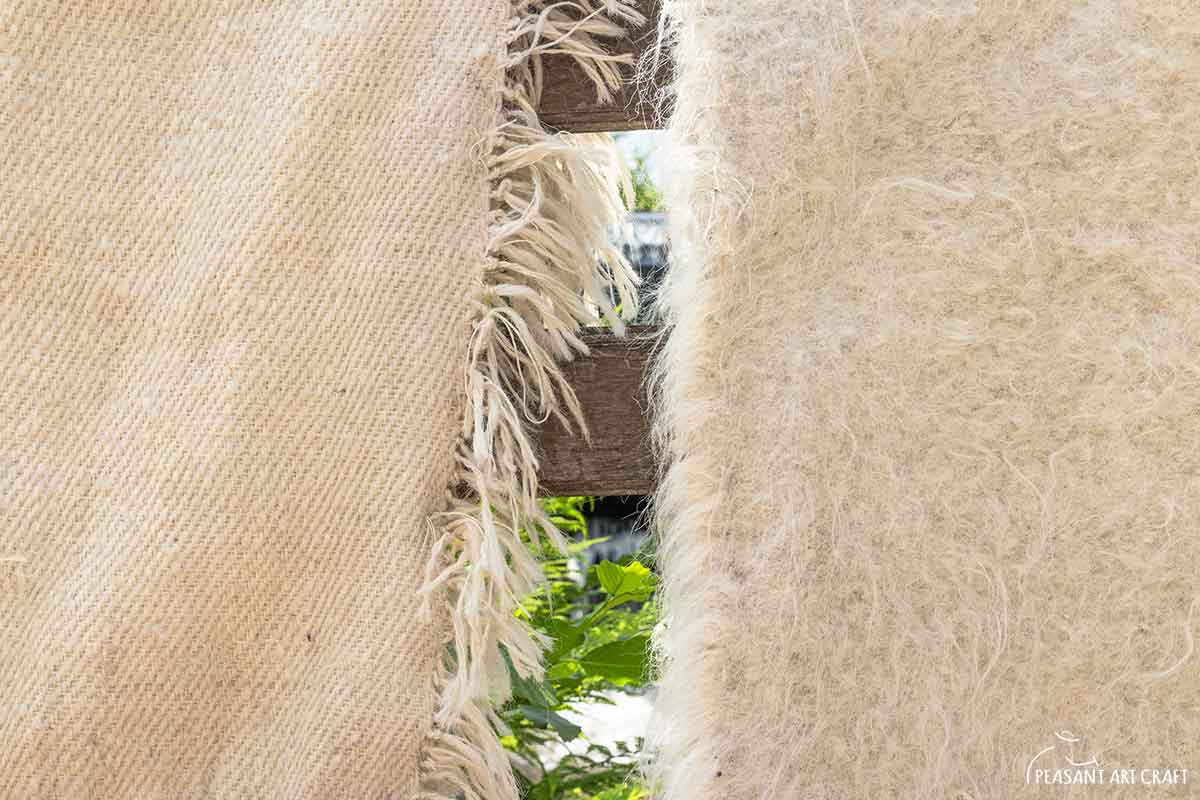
642, 4, 736, 797
417, 3, 642, 799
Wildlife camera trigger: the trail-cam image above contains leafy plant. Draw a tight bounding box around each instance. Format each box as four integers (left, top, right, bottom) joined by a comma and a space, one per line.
501, 496, 656, 800
624, 152, 663, 213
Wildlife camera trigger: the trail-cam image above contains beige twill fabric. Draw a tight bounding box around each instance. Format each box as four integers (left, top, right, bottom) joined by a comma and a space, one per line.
651, 2, 1200, 798
1, 2, 505, 796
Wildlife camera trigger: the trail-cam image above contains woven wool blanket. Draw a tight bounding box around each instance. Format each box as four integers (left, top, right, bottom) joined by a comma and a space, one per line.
651, 2, 1200, 798
0, 3, 637, 798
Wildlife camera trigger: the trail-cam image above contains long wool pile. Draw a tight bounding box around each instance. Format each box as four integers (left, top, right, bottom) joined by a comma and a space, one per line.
650, 2, 1200, 798
0, 2, 636, 798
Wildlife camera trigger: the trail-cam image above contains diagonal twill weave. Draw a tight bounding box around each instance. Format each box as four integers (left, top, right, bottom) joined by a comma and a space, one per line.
0, 4, 501, 795
0, 2, 638, 797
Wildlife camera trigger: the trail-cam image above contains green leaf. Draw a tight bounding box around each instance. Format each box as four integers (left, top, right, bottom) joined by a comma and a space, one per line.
595, 561, 625, 595
516, 704, 582, 741
502, 648, 557, 707
578, 634, 649, 683
545, 661, 581, 681
546, 618, 585, 663
595, 560, 656, 605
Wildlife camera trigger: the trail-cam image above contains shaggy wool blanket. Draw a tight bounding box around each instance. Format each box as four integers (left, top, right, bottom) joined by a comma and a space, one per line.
0, 3, 637, 798
650, 2, 1200, 798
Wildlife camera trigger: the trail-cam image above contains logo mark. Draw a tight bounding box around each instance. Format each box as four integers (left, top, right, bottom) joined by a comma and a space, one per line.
1025, 730, 1188, 788
1026, 730, 1100, 784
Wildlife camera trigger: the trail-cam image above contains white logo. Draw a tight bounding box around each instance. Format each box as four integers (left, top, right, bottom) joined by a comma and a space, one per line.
1025, 730, 1188, 787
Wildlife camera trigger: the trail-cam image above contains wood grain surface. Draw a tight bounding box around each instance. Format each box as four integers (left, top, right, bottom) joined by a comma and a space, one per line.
536, 0, 668, 133
535, 326, 659, 496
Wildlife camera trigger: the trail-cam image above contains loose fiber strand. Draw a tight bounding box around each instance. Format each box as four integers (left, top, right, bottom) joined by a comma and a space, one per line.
416, 3, 642, 798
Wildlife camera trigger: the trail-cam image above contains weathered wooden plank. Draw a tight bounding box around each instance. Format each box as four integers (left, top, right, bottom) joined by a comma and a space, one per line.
537, 0, 668, 133
530, 3, 665, 493
536, 325, 658, 496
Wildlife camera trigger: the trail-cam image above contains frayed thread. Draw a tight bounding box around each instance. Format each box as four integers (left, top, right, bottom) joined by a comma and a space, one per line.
417, 3, 642, 799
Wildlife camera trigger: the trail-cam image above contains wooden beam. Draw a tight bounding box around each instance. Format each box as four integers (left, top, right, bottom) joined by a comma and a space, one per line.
529, 4, 665, 495
535, 326, 658, 496
536, 0, 668, 133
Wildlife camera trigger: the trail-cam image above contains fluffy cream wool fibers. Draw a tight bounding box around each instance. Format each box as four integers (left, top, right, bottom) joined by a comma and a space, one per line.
649, 2, 1200, 798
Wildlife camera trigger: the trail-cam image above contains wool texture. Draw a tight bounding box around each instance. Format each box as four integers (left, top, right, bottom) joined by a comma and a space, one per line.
0, 2, 636, 797
417, 3, 641, 799
650, 2, 1200, 799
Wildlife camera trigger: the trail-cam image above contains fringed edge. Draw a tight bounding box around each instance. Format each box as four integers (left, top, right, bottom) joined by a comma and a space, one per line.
641, 2, 752, 798
417, 3, 643, 799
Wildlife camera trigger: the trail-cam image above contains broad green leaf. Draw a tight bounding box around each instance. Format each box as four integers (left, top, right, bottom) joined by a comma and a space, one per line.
516, 704, 582, 741
596, 560, 656, 605
502, 648, 557, 707
578, 634, 649, 683
545, 661, 580, 681
546, 618, 585, 663
596, 561, 625, 595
